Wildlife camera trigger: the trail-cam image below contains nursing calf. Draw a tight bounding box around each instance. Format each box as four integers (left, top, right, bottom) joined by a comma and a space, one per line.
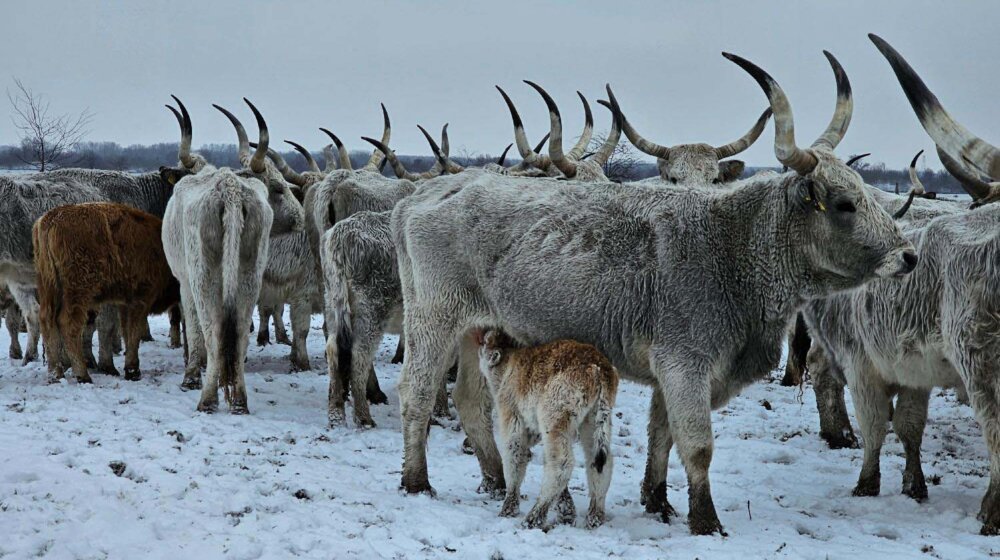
34, 202, 179, 383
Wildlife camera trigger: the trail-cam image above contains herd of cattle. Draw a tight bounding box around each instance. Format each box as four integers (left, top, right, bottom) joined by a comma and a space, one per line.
1, 34, 999, 536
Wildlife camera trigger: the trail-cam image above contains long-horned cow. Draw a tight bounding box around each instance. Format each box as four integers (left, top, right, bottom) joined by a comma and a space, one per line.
389, 51, 916, 535
162, 162, 274, 413
783, 35, 1000, 535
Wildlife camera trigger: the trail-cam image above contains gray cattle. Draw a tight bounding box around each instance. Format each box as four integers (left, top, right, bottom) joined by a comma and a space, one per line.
787, 35, 1000, 536
162, 165, 273, 413
497, 85, 594, 177
0, 174, 104, 365
214, 100, 315, 370
0, 285, 23, 359
390, 52, 917, 535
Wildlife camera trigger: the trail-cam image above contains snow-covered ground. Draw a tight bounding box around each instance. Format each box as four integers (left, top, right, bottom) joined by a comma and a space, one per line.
0, 313, 996, 559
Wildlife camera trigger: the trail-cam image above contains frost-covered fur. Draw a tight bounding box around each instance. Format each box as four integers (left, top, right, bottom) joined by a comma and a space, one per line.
35, 167, 183, 219
0, 285, 23, 360
477, 331, 618, 530
801, 203, 1000, 534
257, 230, 315, 371
0, 175, 104, 364
321, 211, 400, 428
162, 167, 273, 413
391, 149, 915, 535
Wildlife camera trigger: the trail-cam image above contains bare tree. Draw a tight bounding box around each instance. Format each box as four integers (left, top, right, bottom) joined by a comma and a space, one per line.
7, 78, 92, 171
587, 130, 641, 182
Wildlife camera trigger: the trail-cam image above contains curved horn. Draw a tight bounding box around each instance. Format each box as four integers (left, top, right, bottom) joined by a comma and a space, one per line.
592, 90, 623, 167
567, 91, 594, 160
894, 150, 926, 220
417, 125, 449, 175
496, 143, 513, 166
437, 123, 465, 173
168, 95, 196, 169
250, 141, 305, 186
810, 51, 853, 150
319, 127, 353, 171
937, 145, 994, 202
533, 132, 550, 154
363, 103, 391, 171
845, 153, 870, 168
605, 84, 671, 159
285, 140, 320, 173
870, 34, 1000, 180
722, 52, 818, 175
524, 80, 577, 178
715, 108, 773, 159
361, 134, 442, 181
243, 98, 269, 174
496, 85, 546, 168
322, 144, 337, 172
213, 103, 252, 168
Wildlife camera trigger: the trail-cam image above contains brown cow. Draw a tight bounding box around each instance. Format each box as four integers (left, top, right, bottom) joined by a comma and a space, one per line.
34, 202, 180, 383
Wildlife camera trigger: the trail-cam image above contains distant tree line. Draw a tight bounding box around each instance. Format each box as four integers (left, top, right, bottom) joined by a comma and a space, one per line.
0, 141, 972, 193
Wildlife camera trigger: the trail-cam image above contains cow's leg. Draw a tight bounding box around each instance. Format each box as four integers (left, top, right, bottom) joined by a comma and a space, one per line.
894, 386, 930, 502
179, 285, 205, 391
657, 355, 724, 536
948, 322, 1000, 535
811, 346, 858, 449
120, 306, 145, 381
9, 284, 40, 365
525, 416, 574, 530
845, 358, 892, 498
197, 320, 221, 413
454, 333, 505, 497
5, 303, 22, 360
641, 387, 677, 521
580, 413, 612, 528
398, 313, 458, 495
326, 327, 349, 427
109, 310, 123, 355
168, 305, 183, 349
366, 364, 388, 404
95, 306, 120, 376
433, 372, 450, 419
348, 316, 380, 428
391, 333, 405, 364
498, 417, 531, 519
140, 317, 154, 343
82, 312, 98, 368
287, 297, 310, 371
39, 297, 65, 383
273, 304, 291, 346
780, 313, 810, 387
255, 304, 271, 346
61, 305, 92, 384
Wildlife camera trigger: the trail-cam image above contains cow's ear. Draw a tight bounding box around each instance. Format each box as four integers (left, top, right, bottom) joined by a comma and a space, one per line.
488, 350, 502, 367
716, 160, 745, 183
159, 166, 189, 186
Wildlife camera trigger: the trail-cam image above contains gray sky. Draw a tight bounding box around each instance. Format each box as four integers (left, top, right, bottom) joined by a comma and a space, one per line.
1, 0, 996, 169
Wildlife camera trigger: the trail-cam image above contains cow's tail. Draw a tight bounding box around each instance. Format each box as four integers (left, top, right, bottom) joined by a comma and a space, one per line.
591, 367, 617, 475
324, 237, 353, 394
219, 191, 245, 405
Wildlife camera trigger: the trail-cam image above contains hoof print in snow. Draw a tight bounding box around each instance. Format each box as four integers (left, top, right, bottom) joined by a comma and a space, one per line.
109, 461, 127, 477
168, 430, 186, 443
294, 489, 311, 501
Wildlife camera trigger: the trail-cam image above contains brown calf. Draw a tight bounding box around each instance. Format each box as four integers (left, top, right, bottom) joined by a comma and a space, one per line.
34, 202, 180, 383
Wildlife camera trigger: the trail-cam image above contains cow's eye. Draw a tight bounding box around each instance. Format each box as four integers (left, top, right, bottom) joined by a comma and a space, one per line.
835, 201, 856, 213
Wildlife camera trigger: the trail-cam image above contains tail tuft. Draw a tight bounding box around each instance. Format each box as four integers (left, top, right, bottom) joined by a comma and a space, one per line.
220, 307, 239, 404
593, 449, 607, 474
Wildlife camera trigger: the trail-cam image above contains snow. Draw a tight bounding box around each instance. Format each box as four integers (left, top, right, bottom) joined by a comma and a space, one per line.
1, 313, 998, 559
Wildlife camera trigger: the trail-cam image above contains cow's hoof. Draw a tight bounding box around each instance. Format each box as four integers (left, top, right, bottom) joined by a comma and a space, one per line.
688, 514, 726, 536
289, 357, 310, 372
85, 356, 97, 369
354, 415, 377, 429
168, 340, 182, 349
523, 510, 551, 531
328, 410, 346, 428
276, 335, 292, 346
586, 509, 606, 529
499, 498, 520, 518
902, 473, 928, 503
99, 363, 121, 377
123, 367, 141, 381
21, 353, 37, 366
367, 388, 389, 406
76, 374, 94, 384
196, 400, 218, 413
9, 348, 22, 360
180, 376, 201, 391
822, 429, 859, 450
400, 477, 435, 497
852, 476, 881, 497
477, 474, 506, 499
230, 405, 249, 415
140, 334, 154, 343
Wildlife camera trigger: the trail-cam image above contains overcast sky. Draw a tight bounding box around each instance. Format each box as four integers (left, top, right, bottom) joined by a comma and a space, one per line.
0, 0, 995, 169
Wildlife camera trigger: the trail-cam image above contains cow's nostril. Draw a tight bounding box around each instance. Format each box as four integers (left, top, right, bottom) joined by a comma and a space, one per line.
902, 251, 918, 271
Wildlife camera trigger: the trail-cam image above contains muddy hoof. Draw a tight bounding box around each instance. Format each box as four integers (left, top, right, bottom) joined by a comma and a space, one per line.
230, 404, 250, 415
353, 416, 377, 430
168, 340, 182, 349
276, 335, 292, 346
257, 338, 269, 347
586, 509, 606, 529
21, 353, 37, 366
902, 474, 928, 502
688, 513, 726, 536
123, 367, 141, 381
196, 400, 218, 413
289, 357, 311, 372
76, 373, 94, 384
180, 376, 201, 391
328, 409, 347, 428
98, 363, 121, 377
85, 356, 97, 369
499, 497, 520, 518
477, 474, 506, 499
523, 510, 551, 531
400, 476, 435, 497
140, 334, 154, 343
9, 348, 22, 360
822, 429, 859, 450
852, 476, 881, 498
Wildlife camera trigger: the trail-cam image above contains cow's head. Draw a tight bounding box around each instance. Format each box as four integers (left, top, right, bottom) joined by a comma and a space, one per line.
726, 50, 917, 289
603, 86, 771, 186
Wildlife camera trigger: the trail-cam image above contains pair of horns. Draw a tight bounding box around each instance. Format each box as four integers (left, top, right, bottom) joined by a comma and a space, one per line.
317, 104, 392, 172
723, 50, 853, 175
213, 98, 269, 174
893, 149, 928, 219
871, 34, 999, 205
606, 87, 772, 162
362, 124, 448, 181
520, 81, 620, 179
497, 85, 590, 172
